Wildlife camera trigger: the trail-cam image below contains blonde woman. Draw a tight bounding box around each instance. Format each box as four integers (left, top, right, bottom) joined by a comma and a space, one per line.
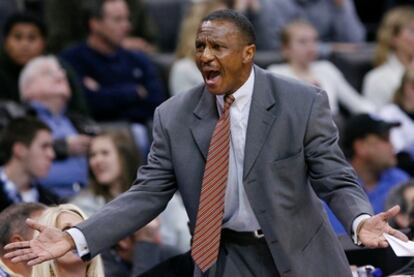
379, 68, 414, 154
169, 0, 228, 95
31, 204, 104, 277
268, 20, 374, 115
363, 6, 414, 109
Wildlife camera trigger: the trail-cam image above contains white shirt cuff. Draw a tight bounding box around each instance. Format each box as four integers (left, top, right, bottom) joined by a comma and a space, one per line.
66, 228, 90, 257
352, 214, 371, 245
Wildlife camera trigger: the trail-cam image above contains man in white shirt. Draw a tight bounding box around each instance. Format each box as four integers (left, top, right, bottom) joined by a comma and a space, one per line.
3, 9, 408, 277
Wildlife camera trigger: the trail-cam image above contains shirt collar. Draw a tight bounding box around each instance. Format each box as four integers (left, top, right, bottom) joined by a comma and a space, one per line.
216, 68, 255, 111
29, 101, 66, 118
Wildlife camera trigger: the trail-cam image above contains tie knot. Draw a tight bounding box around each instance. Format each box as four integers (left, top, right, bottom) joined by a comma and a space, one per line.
223, 94, 235, 111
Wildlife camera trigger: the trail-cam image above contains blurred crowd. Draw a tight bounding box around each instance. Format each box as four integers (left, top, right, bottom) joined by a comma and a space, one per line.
1, 0, 414, 276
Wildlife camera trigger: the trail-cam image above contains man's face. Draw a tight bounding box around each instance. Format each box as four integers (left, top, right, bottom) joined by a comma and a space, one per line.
21, 130, 55, 178
359, 133, 396, 172
4, 23, 45, 65
92, 0, 131, 47
195, 20, 255, 95
25, 60, 71, 104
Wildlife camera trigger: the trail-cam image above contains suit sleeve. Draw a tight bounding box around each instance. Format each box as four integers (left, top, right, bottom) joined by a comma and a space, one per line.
304, 88, 373, 235
75, 107, 177, 257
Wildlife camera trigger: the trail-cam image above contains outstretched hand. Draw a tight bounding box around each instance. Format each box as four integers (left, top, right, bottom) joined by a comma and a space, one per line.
3, 218, 75, 265
358, 205, 408, 248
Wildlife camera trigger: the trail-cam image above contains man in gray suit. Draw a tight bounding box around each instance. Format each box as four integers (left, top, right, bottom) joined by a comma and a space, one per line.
3, 9, 408, 277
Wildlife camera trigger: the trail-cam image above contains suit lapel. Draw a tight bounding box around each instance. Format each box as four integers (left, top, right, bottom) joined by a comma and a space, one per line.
243, 66, 278, 178
190, 87, 218, 161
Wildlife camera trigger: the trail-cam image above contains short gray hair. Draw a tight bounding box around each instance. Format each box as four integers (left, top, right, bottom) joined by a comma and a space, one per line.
18, 55, 60, 101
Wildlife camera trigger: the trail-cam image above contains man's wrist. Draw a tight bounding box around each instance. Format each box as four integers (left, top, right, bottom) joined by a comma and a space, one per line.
63, 231, 76, 250
352, 214, 371, 245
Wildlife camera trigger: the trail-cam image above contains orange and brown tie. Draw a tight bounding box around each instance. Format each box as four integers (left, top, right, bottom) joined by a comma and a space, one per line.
191, 94, 235, 272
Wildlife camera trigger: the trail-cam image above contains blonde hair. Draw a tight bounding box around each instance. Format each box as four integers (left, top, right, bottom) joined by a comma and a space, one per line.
31, 204, 105, 277
175, 0, 228, 59
374, 6, 414, 67
394, 67, 414, 106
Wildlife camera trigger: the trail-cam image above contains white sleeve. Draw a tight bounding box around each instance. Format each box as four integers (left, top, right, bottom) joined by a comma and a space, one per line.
66, 228, 90, 257
352, 214, 372, 245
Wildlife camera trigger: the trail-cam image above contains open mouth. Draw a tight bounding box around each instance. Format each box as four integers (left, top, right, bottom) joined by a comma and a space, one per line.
205, 70, 221, 86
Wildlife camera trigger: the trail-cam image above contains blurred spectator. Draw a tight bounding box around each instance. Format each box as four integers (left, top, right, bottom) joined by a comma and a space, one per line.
379, 68, 414, 156
71, 130, 191, 252
70, 130, 141, 216
0, 13, 46, 104
31, 204, 105, 277
44, 0, 157, 53
0, 117, 60, 213
169, 0, 228, 96
268, 20, 375, 117
0, 203, 46, 277
385, 180, 414, 230
60, 0, 166, 124
19, 55, 101, 199
325, 114, 410, 234
101, 218, 180, 276
70, 131, 184, 274
0, 12, 89, 115
363, 6, 414, 109
239, 0, 365, 52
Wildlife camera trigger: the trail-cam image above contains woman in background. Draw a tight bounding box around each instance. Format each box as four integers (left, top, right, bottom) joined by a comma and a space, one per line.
31, 203, 104, 277
379, 68, 414, 164
268, 20, 374, 116
71, 130, 141, 215
363, 6, 414, 109
71, 130, 190, 252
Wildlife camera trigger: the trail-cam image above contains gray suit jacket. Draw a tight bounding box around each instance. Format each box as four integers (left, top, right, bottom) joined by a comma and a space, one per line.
77, 66, 373, 277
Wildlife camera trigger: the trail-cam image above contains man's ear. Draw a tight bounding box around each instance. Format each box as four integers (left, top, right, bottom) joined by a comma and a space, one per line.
13, 142, 28, 160
243, 44, 256, 64
89, 18, 100, 33
9, 234, 25, 243
353, 139, 366, 158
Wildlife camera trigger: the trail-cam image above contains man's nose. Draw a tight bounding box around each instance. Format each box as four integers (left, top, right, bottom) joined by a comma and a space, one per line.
200, 47, 214, 63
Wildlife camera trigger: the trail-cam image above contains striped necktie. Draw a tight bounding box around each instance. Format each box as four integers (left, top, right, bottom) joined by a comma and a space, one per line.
191, 94, 235, 272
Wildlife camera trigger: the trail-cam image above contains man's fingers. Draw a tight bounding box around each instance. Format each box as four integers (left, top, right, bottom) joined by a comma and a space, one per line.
11, 252, 37, 263
4, 248, 34, 261
381, 205, 400, 220
3, 241, 30, 251
388, 228, 409, 242
26, 218, 46, 232
27, 256, 47, 266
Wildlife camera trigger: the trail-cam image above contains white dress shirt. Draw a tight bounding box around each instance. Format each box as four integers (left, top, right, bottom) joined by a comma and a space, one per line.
217, 68, 260, 231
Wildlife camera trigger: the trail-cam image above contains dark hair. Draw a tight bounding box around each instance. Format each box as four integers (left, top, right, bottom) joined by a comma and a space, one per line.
88, 129, 141, 200
87, 0, 125, 20
386, 181, 414, 213
0, 116, 51, 163
2, 12, 47, 38
201, 9, 256, 45
0, 203, 46, 254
